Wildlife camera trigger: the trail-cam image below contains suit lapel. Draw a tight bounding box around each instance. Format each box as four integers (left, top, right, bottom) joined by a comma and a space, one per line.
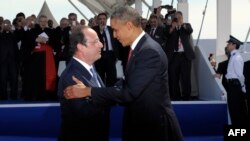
71, 59, 102, 87
126, 34, 147, 72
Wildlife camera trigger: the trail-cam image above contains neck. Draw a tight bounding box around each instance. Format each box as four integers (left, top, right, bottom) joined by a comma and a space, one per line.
129, 27, 143, 45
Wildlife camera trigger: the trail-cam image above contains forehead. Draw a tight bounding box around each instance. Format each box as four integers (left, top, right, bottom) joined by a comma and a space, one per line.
111, 18, 124, 28
98, 15, 107, 20
3, 20, 11, 24
84, 28, 98, 38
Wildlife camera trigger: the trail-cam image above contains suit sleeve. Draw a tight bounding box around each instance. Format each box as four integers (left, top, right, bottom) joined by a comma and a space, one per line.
91, 47, 161, 106
59, 71, 102, 118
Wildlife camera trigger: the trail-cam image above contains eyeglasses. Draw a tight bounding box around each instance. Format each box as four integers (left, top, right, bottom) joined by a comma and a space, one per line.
86, 39, 101, 44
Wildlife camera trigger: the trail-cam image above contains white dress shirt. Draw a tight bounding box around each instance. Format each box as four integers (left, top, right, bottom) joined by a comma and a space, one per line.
225, 49, 245, 86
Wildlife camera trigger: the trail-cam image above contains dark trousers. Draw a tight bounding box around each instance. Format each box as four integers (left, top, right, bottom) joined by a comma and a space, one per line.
169, 52, 192, 100
24, 52, 46, 101
0, 59, 18, 100
226, 79, 248, 126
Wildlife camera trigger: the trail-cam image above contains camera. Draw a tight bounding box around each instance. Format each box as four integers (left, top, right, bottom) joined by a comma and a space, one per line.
160, 5, 173, 9
172, 18, 178, 22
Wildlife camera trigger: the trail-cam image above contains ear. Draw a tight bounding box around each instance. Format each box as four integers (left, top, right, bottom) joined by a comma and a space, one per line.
76, 43, 86, 51
126, 21, 133, 30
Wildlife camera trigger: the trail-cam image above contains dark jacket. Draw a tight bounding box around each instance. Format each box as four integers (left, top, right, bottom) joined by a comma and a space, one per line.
57, 58, 110, 141
91, 34, 183, 141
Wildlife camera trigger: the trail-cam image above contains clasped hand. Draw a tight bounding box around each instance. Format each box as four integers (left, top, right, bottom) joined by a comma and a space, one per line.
64, 76, 90, 99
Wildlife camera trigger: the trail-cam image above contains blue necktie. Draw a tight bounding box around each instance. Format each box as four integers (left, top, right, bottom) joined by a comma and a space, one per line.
90, 67, 100, 87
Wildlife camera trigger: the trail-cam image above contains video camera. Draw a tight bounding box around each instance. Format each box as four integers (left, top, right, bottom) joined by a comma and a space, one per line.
160, 5, 173, 9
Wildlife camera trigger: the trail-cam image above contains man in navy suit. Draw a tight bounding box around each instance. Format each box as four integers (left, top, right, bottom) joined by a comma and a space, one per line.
57, 26, 110, 141
64, 6, 183, 141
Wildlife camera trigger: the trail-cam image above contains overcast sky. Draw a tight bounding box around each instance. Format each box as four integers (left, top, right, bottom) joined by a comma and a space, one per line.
0, 0, 249, 41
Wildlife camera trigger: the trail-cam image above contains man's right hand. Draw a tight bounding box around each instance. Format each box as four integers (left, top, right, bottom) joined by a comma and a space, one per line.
64, 76, 91, 99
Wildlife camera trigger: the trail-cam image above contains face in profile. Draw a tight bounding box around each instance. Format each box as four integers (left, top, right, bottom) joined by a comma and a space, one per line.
83, 28, 103, 63
111, 18, 133, 47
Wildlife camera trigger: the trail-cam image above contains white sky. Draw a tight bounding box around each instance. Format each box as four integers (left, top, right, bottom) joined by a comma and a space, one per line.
0, 0, 249, 41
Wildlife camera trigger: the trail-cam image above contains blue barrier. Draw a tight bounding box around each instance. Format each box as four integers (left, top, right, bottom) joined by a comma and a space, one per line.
0, 101, 227, 139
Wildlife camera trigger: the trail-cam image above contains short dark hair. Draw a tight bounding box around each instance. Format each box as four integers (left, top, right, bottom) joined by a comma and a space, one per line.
111, 6, 141, 27
98, 12, 108, 18
16, 12, 25, 19
68, 13, 77, 18
69, 25, 89, 56
149, 14, 158, 19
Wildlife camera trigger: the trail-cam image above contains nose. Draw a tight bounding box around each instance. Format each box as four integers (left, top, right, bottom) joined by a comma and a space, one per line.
99, 41, 104, 48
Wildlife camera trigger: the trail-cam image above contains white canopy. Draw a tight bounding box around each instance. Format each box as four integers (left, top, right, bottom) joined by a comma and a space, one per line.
37, 1, 58, 27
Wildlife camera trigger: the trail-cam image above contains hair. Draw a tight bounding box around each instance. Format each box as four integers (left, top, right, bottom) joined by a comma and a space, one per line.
111, 6, 141, 27
149, 14, 158, 19
235, 44, 240, 49
68, 13, 77, 18
69, 25, 89, 56
16, 12, 25, 19
98, 12, 108, 18
175, 11, 183, 16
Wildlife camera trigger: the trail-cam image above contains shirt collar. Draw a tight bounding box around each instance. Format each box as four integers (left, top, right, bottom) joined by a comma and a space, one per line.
131, 31, 145, 50
230, 49, 238, 56
73, 56, 93, 73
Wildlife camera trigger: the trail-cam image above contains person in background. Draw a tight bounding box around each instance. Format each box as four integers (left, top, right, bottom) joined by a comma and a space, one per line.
214, 47, 230, 89
64, 6, 183, 141
92, 12, 122, 87
146, 14, 166, 51
57, 25, 110, 141
48, 19, 54, 29
224, 35, 247, 126
68, 13, 79, 27
80, 19, 86, 26
0, 19, 19, 100
0, 16, 4, 31
166, 11, 195, 100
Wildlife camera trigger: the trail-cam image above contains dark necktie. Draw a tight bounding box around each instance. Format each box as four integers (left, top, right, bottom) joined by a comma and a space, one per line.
102, 31, 109, 51
150, 28, 155, 37
175, 28, 180, 51
90, 67, 100, 87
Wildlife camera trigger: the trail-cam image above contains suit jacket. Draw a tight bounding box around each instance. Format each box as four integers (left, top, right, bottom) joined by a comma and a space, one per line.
146, 26, 166, 49
216, 60, 229, 89
166, 23, 195, 61
0, 31, 19, 63
57, 58, 110, 141
91, 34, 183, 141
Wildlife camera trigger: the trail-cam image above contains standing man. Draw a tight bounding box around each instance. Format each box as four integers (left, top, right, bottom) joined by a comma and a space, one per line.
225, 35, 247, 126
146, 14, 166, 51
57, 26, 110, 141
166, 11, 195, 100
64, 6, 183, 141
92, 12, 122, 87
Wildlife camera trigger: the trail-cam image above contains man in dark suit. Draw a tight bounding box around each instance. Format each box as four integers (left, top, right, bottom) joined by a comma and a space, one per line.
57, 26, 110, 141
166, 11, 195, 100
146, 14, 166, 51
0, 19, 19, 100
64, 6, 183, 141
92, 12, 122, 87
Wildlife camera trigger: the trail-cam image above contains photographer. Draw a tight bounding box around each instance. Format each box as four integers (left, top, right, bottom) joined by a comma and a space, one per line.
153, 5, 174, 26
166, 11, 195, 100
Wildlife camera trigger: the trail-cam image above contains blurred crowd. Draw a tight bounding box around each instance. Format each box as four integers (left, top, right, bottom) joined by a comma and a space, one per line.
0, 5, 196, 101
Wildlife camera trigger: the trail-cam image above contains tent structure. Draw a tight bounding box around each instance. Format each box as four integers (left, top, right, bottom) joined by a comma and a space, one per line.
37, 1, 58, 27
